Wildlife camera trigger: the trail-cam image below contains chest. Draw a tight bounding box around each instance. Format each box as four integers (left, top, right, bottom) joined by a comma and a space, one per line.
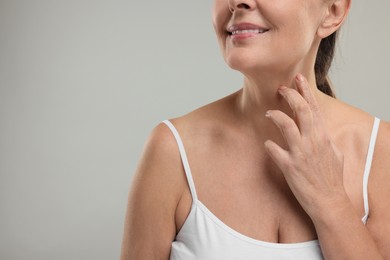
175, 131, 368, 243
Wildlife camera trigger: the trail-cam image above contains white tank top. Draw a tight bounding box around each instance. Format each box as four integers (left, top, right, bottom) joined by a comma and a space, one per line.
163, 117, 380, 260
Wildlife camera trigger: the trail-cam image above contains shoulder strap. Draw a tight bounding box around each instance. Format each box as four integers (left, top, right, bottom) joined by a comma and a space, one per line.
162, 120, 198, 201
362, 117, 380, 223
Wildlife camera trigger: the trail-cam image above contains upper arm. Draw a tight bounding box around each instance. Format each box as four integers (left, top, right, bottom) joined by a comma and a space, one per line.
120, 122, 187, 260
367, 121, 390, 258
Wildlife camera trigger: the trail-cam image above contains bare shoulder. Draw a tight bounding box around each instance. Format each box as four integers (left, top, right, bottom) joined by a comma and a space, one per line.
369, 119, 390, 190
121, 95, 235, 258
372, 119, 390, 164
170, 91, 239, 135
120, 122, 187, 259
326, 97, 379, 151
369, 119, 390, 199
140, 121, 184, 170
132, 121, 187, 194
366, 119, 390, 256
371, 118, 390, 161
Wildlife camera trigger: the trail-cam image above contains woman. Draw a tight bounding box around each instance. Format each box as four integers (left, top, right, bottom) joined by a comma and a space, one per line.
121, 0, 390, 259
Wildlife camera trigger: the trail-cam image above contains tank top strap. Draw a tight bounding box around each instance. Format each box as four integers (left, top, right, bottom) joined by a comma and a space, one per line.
162, 120, 198, 202
362, 117, 380, 223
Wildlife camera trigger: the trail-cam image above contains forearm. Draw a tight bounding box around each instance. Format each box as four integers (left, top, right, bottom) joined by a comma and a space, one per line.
311, 195, 383, 260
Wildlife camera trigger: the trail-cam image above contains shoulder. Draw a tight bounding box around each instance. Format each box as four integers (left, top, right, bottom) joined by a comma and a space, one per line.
366, 119, 390, 254
133, 121, 186, 192
128, 121, 191, 229
369, 119, 390, 195
143, 121, 180, 158
328, 97, 390, 254
374, 119, 390, 158
121, 122, 187, 259
165, 92, 238, 142
145, 87, 237, 172
326, 98, 378, 152
370, 119, 390, 180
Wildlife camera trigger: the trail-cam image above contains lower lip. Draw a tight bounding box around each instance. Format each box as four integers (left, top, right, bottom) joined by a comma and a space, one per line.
230, 32, 267, 40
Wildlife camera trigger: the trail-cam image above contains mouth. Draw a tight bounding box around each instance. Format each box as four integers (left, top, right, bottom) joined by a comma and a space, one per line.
226, 23, 270, 37
228, 29, 269, 36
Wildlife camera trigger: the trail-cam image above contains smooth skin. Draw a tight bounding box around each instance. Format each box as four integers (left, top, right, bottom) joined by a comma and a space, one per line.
121, 0, 390, 259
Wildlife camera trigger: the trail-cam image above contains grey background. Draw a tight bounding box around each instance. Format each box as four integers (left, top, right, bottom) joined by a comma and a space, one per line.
0, 0, 389, 259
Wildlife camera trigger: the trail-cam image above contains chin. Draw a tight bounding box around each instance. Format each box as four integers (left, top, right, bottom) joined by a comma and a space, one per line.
225, 51, 257, 71
224, 48, 307, 78
226, 55, 287, 76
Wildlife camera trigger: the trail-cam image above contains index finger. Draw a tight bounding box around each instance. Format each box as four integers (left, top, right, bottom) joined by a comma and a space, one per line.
296, 74, 321, 115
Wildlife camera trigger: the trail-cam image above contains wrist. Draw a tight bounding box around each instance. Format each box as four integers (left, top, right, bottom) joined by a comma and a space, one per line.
308, 191, 353, 225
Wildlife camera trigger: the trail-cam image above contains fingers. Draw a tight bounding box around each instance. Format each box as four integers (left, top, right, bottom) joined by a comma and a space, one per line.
266, 73, 322, 153
265, 110, 301, 150
278, 85, 313, 136
264, 140, 289, 171
295, 74, 320, 114
276, 74, 323, 136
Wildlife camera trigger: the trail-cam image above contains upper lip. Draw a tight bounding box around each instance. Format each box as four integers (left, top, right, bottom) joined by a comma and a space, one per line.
226, 23, 270, 34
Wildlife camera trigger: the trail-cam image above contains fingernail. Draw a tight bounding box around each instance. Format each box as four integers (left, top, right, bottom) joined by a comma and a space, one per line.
296, 74, 305, 82
265, 110, 271, 118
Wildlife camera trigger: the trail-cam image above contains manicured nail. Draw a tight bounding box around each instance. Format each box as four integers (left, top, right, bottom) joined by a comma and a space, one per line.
296, 74, 305, 82
265, 110, 271, 118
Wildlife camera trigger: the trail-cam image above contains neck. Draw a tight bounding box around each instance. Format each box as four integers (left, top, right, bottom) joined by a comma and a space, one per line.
234, 67, 327, 129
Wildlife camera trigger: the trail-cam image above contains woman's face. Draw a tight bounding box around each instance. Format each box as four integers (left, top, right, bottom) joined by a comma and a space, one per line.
212, 0, 329, 75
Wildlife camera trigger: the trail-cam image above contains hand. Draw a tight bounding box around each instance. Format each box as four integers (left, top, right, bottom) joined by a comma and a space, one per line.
264, 74, 347, 219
